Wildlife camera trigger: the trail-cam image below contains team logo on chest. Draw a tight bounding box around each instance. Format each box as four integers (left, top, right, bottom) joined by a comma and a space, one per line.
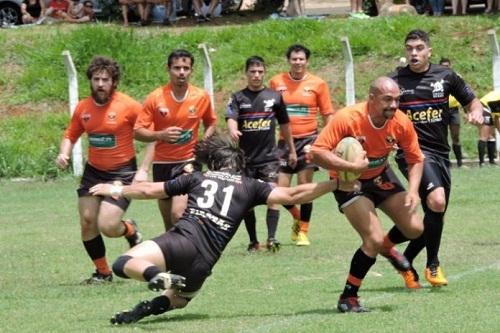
107, 111, 117, 123
158, 107, 169, 117
82, 113, 91, 122
303, 86, 313, 96
188, 105, 198, 118
430, 79, 445, 98
263, 99, 275, 112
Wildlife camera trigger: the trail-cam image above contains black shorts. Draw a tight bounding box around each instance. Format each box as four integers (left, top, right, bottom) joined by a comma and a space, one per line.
152, 160, 202, 182
397, 152, 451, 201
77, 159, 136, 210
333, 167, 405, 211
152, 228, 212, 294
244, 161, 280, 183
449, 107, 460, 126
278, 135, 318, 174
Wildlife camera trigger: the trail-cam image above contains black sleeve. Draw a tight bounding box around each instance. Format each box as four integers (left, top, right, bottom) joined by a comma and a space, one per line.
225, 93, 239, 120
163, 173, 193, 197
448, 70, 476, 107
275, 93, 290, 125
249, 179, 274, 206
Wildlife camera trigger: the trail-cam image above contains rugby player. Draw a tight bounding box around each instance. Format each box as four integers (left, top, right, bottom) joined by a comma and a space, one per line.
89, 132, 359, 324
134, 49, 217, 231
311, 76, 425, 313
389, 29, 484, 288
270, 44, 335, 246
56, 56, 144, 284
226, 55, 296, 252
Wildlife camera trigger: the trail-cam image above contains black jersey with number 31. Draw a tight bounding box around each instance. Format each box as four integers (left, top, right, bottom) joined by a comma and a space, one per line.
164, 170, 273, 265
389, 64, 476, 158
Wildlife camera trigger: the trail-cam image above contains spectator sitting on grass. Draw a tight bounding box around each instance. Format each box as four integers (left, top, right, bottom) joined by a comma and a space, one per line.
21, 0, 46, 24
65, 0, 95, 23
45, 0, 70, 20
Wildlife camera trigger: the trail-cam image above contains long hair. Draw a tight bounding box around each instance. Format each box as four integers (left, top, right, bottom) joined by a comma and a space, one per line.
195, 132, 245, 172
86, 56, 121, 84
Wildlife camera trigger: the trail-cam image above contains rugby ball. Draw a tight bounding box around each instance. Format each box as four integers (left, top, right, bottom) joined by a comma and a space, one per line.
335, 137, 364, 181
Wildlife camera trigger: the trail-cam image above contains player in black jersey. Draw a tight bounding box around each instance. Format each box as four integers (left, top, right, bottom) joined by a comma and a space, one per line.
389, 30, 484, 288
226, 56, 297, 252
89, 132, 358, 325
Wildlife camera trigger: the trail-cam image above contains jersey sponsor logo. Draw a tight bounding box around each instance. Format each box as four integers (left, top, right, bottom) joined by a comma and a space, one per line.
241, 118, 272, 131
175, 130, 193, 144
400, 88, 415, 96
368, 156, 388, 169
88, 133, 116, 148
431, 79, 445, 98
286, 104, 309, 116
82, 113, 91, 122
188, 207, 232, 231
263, 99, 275, 112
240, 103, 252, 109
405, 108, 443, 124
158, 107, 169, 117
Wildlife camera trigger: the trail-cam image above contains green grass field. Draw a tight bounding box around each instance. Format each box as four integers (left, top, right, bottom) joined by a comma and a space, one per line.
1, 166, 499, 332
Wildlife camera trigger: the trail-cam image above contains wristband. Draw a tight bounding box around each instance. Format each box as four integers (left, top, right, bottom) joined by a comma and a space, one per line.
110, 184, 123, 197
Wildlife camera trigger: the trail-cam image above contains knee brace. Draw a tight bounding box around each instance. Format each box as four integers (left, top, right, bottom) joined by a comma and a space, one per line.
112, 255, 133, 279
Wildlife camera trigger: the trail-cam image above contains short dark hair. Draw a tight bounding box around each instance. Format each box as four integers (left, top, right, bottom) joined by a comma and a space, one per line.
195, 132, 245, 172
83, 0, 93, 6
245, 55, 265, 72
86, 56, 120, 83
167, 49, 194, 68
439, 57, 451, 65
286, 44, 311, 60
404, 29, 430, 46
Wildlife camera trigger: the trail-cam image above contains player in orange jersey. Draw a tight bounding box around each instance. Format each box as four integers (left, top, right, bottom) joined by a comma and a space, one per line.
269, 44, 335, 246
56, 56, 144, 284
311, 77, 424, 313
134, 49, 217, 231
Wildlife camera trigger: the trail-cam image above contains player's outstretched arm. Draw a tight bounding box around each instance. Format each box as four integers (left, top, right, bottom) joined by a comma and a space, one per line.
267, 179, 360, 205
89, 182, 169, 200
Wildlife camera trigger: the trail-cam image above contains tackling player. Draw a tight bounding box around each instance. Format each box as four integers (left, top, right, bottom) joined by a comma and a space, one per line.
89, 132, 359, 324
270, 44, 335, 246
226, 55, 297, 252
311, 77, 425, 313
134, 49, 218, 231
389, 30, 484, 288
55, 56, 143, 284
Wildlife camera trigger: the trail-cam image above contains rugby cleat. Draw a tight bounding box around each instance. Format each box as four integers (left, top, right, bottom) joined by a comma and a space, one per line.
291, 218, 300, 241
148, 272, 186, 292
425, 265, 448, 286
400, 267, 422, 289
381, 247, 410, 272
247, 241, 260, 253
110, 301, 153, 325
337, 296, 369, 313
81, 270, 113, 285
266, 238, 281, 252
124, 219, 143, 248
295, 231, 310, 246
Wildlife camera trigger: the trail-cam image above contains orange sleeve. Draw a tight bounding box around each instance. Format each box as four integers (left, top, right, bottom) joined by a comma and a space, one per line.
134, 94, 155, 130
64, 103, 85, 144
311, 111, 351, 153
317, 80, 335, 116
399, 116, 424, 165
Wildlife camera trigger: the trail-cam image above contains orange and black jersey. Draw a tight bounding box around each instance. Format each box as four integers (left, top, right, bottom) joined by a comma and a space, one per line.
225, 87, 289, 165
269, 72, 334, 138
311, 102, 424, 180
164, 171, 273, 266
389, 64, 476, 158
135, 83, 217, 162
64, 91, 142, 171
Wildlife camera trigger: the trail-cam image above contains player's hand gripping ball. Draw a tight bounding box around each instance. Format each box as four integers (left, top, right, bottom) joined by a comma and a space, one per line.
335, 137, 364, 181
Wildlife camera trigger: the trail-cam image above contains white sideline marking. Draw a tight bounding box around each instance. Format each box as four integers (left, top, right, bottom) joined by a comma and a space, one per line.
238, 262, 500, 333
